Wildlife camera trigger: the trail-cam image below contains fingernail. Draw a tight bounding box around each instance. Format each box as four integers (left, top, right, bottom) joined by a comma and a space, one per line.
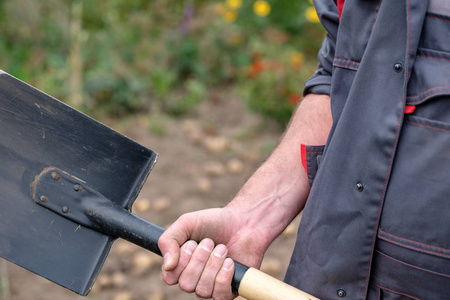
214, 244, 227, 258
184, 240, 197, 256
222, 258, 233, 271
200, 238, 214, 252
163, 253, 171, 270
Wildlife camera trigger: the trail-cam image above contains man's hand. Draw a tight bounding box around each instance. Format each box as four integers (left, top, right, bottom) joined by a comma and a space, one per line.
158, 207, 267, 299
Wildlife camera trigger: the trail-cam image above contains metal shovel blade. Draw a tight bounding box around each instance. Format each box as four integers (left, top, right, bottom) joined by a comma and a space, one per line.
0, 71, 158, 295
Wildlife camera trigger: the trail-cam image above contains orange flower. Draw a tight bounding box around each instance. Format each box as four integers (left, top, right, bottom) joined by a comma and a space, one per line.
248, 52, 265, 77
289, 93, 301, 105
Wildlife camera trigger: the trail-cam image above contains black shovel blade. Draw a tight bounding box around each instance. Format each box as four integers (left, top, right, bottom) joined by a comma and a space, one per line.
0, 71, 158, 295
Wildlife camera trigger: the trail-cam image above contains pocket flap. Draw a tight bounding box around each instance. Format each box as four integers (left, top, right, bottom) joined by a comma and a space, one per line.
407, 48, 450, 105
301, 144, 325, 187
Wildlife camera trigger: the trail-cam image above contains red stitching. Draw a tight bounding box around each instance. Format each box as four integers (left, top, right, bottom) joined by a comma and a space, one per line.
334, 57, 361, 65
417, 54, 450, 63
406, 0, 411, 77
372, 282, 421, 300
407, 85, 450, 98
408, 91, 450, 104
379, 229, 450, 253
371, 0, 382, 31
427, 13, 450, 23
378, 234, 450, 259
376, 250, 450, 279
307, 147, 313, 179
364, 98, 405, 297
406, 119, 450, 133
333, 62, 359, 71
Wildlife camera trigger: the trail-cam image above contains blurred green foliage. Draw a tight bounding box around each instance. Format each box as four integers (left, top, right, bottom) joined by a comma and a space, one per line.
0, 0, 324, 126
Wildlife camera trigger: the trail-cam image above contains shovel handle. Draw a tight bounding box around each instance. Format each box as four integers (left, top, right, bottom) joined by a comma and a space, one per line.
84, 200, 318, 300
237, 267, 319, 300
33, 168, 318, 300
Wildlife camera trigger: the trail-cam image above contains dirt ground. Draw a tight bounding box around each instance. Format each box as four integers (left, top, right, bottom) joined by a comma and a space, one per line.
0, 93, 302, 300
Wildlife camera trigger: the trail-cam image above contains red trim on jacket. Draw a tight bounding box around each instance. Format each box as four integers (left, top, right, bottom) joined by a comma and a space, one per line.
337, 0, 345, 19
301, 144, 308, 174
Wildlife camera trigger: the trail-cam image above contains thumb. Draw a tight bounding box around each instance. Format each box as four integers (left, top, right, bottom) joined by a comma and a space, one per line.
158, 214, 194, 271
158, 232, 182, 271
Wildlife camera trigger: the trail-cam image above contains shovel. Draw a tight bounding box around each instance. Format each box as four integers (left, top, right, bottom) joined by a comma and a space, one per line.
0, 71, 318, 300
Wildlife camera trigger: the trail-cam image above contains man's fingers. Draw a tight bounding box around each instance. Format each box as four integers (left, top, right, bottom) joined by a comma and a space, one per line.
161, 240, 198, 285
212, 258, 236, 300
195, 244, 228, 299
178, 238, 215, 293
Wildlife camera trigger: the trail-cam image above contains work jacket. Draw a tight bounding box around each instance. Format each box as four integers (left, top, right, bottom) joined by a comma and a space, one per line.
284, 0, 450, 299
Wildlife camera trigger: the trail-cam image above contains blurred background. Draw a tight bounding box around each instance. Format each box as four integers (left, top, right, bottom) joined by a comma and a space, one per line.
0, 0, 324, 299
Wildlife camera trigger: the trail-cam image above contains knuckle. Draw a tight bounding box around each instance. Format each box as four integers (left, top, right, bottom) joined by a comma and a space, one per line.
178, 212, 194, 224
191, 252, 210, 265
178, 280, 195, 293
215, 273, 230, 286
161, 273, 178, 286
195, 285, 212, 299
212, 289, 233, 300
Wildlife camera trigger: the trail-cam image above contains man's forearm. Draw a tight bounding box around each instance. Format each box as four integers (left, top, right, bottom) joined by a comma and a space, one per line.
226, 94, 332, 248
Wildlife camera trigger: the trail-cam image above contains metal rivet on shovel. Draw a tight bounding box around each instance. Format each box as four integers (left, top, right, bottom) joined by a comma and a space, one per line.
74, 184, 82, 192
62, 206, 70, 214
51, 172, 60, 181
39, 195, 48, 203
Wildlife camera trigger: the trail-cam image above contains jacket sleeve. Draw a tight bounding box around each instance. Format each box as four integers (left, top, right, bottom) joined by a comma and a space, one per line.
303, 0, 340, 96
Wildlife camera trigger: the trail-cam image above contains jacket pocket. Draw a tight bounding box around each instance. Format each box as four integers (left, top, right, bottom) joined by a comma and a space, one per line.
378, 114, 450, 266
300, 144, 325, 187
407, 12, 450, 110
407, 48, 450, 105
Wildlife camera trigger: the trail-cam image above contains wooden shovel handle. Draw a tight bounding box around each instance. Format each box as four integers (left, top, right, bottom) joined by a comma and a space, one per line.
238, 267, 320, 300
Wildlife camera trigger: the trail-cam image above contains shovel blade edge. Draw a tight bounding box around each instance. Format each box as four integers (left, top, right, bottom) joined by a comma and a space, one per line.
0, 71, 157, 295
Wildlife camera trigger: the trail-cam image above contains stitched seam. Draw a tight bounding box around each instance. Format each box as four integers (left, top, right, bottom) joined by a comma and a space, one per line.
307, 145, 325, 149
406, 119, 450, 133
378, 235, 450, 259
408, 91, 450, 104
372, 282, 421, 300
333, 62, 359, 71
375, 250, 450, 279
371, 0, 382, 31
308, 150, 313, 179
379, 228, 450, 253
308, 146, 324, 178
417, 54, 450, 62
334, 57, 361, 65
305, 146, 324, 183
405, 0, 411, 77
364, 99, 404, 297
427, 13, 450, 22
407, 85, 450, 98
307, 149, 313, 183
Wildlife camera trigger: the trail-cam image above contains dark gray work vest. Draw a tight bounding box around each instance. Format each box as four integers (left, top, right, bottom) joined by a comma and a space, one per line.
285, 0, 450, 299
